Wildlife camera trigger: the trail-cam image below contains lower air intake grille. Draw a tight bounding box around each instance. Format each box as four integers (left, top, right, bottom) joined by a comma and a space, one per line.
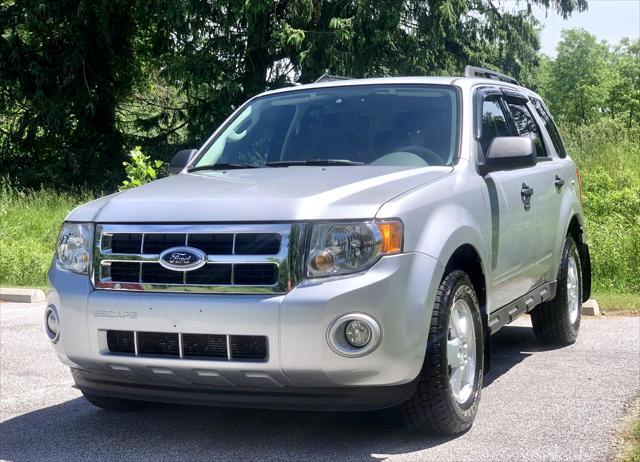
230, 335, 268, 360
137, 332, 180, 356
105, 331, 268, 361
182, 334, 227, 359
106, 330, 135, 354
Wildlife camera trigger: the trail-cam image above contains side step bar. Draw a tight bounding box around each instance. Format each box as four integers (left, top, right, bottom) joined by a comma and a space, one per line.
487, 281, 557, 335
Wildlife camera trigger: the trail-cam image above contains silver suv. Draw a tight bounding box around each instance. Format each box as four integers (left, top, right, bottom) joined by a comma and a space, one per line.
47, 67, 591, 435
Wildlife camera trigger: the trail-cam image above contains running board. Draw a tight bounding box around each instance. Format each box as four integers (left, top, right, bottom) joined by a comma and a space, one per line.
487, 281, 557, 335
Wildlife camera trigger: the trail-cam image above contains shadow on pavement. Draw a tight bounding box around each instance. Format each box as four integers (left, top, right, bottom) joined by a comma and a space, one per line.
0, 323, 566, 462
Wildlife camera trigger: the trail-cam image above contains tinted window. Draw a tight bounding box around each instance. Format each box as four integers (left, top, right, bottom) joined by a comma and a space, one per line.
194, 85, 459, 168
506, 102, 547, 158
479, 99, 511, 154
530, 98, 567, 158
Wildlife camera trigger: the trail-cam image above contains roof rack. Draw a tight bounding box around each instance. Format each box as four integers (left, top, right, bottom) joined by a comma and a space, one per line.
314, 74, 352, 83
464, 65, 519, 85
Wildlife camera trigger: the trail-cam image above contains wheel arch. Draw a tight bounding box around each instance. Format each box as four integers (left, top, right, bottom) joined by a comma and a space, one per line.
565, 214, 592, 302
444, 244, 487, 318
442, 243, 491, 371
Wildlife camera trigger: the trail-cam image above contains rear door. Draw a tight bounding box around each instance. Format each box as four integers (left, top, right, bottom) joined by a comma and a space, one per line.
529, 97, 577, 280
476, 89, 540, 309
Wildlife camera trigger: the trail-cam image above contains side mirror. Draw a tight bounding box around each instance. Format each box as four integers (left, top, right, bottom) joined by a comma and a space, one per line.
479, 137, 536, 175
169, 149, 198, 175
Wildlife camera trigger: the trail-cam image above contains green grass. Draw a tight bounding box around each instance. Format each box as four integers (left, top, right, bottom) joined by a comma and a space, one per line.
563, 119, 640, 297
620, 416, 640, 462
594, 292, 640, 315
0, 119, 638, 310
0, 180, 93, 288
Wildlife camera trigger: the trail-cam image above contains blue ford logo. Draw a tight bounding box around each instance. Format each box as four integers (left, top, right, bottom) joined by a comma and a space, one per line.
158, 246, 207, 272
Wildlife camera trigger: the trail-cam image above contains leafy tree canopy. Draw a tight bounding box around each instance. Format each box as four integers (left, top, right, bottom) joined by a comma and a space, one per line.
537, 29, 639, 126
1, 0, 587, 188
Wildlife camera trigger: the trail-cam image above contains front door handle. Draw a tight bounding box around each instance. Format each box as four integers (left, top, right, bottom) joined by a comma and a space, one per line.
521, 183, 534, 210
555, 175, 565, 190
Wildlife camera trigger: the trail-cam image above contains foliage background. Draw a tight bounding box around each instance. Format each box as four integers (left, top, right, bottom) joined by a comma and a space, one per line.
0, 1, 638, 305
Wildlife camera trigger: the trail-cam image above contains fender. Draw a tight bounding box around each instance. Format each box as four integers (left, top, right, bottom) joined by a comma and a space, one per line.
377, 167, 493, 312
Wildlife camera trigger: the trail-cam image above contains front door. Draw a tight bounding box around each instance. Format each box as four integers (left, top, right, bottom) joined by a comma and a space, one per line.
477, 93, 540, 310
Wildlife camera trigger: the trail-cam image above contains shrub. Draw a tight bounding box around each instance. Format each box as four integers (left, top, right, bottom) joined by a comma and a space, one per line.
119, 146, 166, 191
563, 119, 640, 293
0, 179, 93, 288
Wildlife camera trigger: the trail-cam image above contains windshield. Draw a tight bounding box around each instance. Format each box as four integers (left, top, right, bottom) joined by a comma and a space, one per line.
193, 85, 459, 169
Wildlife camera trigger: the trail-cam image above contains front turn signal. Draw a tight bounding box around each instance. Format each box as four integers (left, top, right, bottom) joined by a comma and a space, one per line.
377, 221, 403, 254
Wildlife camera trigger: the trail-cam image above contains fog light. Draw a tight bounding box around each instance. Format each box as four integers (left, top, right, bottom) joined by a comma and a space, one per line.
327, 313, 382, 357
44, 305, 60, 343
344, 320, 372, 347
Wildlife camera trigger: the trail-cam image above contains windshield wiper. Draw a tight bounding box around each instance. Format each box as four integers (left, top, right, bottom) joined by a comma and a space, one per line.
266, 159, 365, 167
188, 163, 261, 172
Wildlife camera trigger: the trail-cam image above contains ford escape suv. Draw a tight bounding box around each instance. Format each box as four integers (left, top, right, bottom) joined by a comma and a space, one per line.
47, 66, 591, 436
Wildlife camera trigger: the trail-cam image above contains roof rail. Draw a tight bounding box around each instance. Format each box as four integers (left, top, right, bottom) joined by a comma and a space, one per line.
314, 74, 352, 83
464, 65, 519, 85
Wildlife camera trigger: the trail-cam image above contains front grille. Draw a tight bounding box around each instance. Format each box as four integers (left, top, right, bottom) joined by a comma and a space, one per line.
111, 234, 142, 254
105, 330, 268, 361
234, 233, 281, 255
110, 262, 140, 283
94, 224, 305, 293
143, 234, 186, 254
234, 264, 278, 285
141, 263, 184, 285
187, 234, 233, 254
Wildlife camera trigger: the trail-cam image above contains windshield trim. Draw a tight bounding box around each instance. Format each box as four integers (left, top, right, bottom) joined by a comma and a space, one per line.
188, 83, 463, 170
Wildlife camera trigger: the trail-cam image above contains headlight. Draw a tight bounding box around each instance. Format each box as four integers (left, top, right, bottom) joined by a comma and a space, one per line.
56, 223, 93, 274
306, 220, 403, 277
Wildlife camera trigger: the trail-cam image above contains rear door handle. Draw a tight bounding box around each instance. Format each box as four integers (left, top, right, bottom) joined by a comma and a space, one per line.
555, 175, 565, 190
521, 183, 534, 210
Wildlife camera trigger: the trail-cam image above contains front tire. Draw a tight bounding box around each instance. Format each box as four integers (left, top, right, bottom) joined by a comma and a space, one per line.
531, 236, 582, 345
403, 270, 484, 435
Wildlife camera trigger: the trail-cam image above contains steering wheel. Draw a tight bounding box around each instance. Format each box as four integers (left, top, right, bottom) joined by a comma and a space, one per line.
393, 146, 443, 165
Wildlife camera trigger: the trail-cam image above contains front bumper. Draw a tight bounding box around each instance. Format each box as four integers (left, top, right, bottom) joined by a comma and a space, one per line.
48, 252, 443, 409
71, 368, 419, 411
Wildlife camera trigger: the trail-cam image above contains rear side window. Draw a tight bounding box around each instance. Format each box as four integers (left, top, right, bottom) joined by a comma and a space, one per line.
479, 99, 511, 154
530, 98, 567, 158
506, 101, 547, 158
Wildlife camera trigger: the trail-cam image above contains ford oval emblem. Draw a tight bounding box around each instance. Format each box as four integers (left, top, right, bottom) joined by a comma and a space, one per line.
158, 246, 207, 272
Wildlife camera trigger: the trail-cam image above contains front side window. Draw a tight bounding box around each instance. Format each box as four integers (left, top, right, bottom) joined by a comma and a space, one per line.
192, 85, 459, 169
479, 99, 511, 154
506, 101, 547, 158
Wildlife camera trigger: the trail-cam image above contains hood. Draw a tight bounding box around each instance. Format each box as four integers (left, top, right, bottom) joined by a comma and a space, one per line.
67, 166, 452, 223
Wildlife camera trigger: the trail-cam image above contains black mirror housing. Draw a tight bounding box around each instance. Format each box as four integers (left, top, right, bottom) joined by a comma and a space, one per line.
169, 149, 198, 175
479, 137, 536, 175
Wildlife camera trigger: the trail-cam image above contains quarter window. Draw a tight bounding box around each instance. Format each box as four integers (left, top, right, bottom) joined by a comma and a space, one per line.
479, 99, 511, 154
530, 98, 567, 158
506, 101, 547, 158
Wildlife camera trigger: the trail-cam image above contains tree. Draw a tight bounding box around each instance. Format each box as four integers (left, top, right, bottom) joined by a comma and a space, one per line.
608, 38, 640, 127
539, 28, 612, 124
0, 0, 155, 188
0, 0, 588, 188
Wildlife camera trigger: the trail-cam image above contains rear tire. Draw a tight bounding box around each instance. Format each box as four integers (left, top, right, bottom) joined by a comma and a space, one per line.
531, 236, 582, 345
403, 270, 484, 435
82, 392, 150, 411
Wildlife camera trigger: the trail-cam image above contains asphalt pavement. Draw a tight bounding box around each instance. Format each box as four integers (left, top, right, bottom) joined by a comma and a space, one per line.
1, 301, 638, 462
